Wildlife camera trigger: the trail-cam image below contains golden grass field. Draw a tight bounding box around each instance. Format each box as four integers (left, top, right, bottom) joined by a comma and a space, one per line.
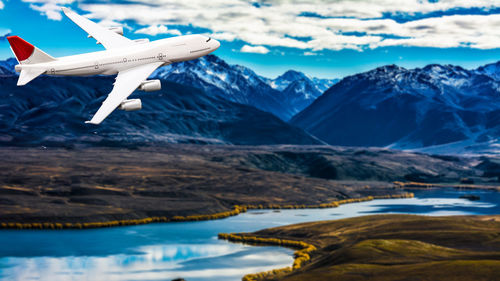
231, 215, 500, 281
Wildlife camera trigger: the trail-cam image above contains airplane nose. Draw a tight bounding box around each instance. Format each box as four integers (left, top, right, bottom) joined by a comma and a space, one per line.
213, 39, 220, 50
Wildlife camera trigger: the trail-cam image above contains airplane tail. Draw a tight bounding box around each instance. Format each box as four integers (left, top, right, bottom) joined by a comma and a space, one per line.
7, 36, 55, 85
7, 36, 55, 64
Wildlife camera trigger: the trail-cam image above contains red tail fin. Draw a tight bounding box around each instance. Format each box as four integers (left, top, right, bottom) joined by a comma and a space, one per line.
7, 36, 35, 62
7, 36, 54, 65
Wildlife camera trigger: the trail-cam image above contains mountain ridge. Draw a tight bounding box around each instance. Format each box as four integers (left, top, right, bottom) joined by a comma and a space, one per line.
3, 56, 500, 154
291, 60, 500, 154
152, 55, 337, 120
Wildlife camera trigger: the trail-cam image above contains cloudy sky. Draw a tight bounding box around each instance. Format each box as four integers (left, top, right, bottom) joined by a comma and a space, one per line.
0, 0, 499, 78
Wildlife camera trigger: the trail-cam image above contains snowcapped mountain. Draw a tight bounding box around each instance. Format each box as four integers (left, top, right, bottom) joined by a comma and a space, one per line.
152, 55, 291, 119
265, 70, 337, 93
311, 77, 338, 93
291, 62, 500, 154
0, 58, 17, 75
477, 61, 500, 81
152, 55, 337, 120
262, 70, 338, 114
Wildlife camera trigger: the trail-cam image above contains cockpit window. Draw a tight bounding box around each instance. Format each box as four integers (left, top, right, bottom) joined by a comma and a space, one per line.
206, 37, 211, 42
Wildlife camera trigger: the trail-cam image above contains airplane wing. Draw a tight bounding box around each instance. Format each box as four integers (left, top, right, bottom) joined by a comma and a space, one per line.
61, 7, 136, 50
85, 62, 164, 125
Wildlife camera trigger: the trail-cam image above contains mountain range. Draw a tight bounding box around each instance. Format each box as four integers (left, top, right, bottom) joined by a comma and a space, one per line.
152, 55, 337, 120
2, 54, 500, 155
291, 61, 500, 154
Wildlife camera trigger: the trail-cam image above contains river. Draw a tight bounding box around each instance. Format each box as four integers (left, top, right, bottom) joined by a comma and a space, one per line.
0, 188, 499, 281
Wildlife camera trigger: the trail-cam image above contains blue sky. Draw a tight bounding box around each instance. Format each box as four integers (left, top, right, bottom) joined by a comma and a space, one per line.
0, 0, 499, 79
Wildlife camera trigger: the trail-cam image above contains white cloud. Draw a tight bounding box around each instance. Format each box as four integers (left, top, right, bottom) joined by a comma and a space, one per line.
135, 25, 181, 36
0, 29, 11, 41
240, 45, 270, 54
212, 32, 237, 42
25, 0, 500, 50
23, 0, 74, 20
0, 1, 4, 10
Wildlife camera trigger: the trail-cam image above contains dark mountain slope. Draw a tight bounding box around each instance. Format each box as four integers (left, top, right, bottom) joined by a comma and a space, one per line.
0, 73, 320, 146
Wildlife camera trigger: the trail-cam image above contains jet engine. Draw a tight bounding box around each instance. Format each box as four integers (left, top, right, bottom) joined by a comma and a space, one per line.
118, 99, 142, 111
139, 80, 161, 92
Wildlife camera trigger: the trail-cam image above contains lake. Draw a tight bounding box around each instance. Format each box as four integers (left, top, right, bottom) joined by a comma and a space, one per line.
0, 188, 499, 281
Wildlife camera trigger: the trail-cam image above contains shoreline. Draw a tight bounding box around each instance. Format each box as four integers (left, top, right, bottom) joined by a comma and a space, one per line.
393, 181, 500, 191
0, 193, 414, 230
218, 233, 316, 281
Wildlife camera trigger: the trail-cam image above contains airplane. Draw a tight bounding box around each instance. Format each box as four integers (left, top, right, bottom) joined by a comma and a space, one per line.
7, 7, 220, 125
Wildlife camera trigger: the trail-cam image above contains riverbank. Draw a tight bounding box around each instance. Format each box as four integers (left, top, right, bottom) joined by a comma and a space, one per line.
0, 193, 414, 229
394, 181, 500, 191
223, 214, 500, 281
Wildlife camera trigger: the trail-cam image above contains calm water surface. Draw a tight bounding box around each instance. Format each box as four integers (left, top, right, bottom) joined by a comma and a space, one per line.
0, 188, 499, 281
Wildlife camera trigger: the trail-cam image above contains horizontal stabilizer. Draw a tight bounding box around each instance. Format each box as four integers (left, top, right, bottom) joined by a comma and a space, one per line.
17, 68, 45, 86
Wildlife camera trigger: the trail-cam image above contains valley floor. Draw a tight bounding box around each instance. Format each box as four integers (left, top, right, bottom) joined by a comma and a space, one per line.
0, 144, 496, 225
0, 145, 398, 224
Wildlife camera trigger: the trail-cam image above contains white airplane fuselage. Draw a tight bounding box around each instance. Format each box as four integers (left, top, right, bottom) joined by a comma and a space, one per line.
18, 34, 220, 77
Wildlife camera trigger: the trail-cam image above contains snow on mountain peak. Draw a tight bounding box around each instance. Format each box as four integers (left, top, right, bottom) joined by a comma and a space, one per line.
151, 55, 337, 120
291, 60, 500, 154
477, 61, 500, 81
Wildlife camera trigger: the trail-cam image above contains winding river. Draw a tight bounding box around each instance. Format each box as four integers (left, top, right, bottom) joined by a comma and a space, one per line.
1, 188, 499, 281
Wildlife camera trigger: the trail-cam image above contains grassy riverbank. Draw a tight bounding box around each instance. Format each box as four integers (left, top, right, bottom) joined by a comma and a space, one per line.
224, 214, 500, 281
0, 193, 413, 229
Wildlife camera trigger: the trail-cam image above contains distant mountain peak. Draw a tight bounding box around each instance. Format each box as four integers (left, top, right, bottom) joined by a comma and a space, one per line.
152, 55, 337, 120
0, 58, 18, 75
372, 64, 405, 75
277, 70, 309, 81
291, 60, 500, 154
476, 61, 500, 80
